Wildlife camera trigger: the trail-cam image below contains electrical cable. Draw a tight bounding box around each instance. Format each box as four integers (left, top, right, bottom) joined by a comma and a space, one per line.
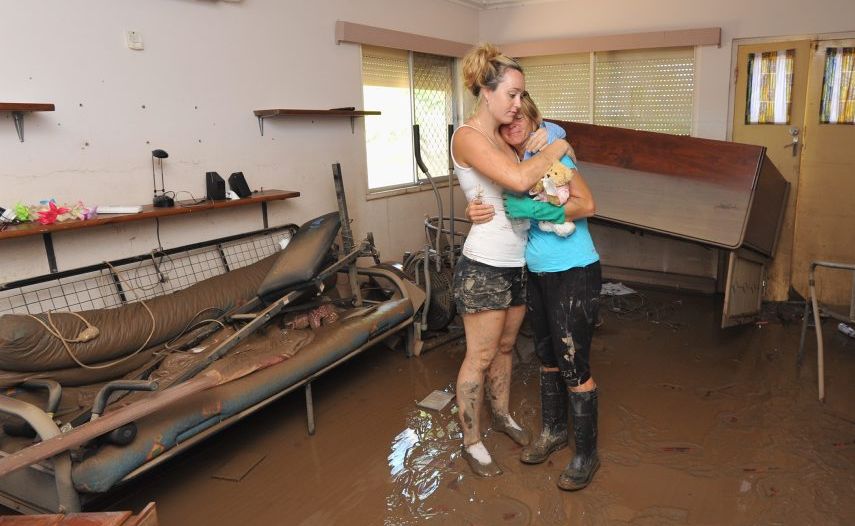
163, 307, 227, 350
171, 190, 209, 207
26, 300, 155, 371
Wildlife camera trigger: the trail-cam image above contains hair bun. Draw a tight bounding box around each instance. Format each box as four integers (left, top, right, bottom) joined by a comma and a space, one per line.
462, 42, 518, 97
478, 43, 501, 62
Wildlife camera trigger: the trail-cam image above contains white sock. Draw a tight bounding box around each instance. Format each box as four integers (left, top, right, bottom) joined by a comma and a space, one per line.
466, 441, 493, 465
500, 414, 523, 431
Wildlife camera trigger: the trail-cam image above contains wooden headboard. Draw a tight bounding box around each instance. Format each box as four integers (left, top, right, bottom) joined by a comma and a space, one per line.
547, 120, 789, 257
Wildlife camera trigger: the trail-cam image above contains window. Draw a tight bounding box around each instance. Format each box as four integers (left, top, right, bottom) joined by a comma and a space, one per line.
820, 47, 855, 124
519, 47, 695, 135
745, 49, 795, 124
362, 45, 457, 191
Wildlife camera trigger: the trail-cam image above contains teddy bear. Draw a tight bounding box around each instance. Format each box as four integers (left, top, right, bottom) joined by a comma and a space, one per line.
528, 158, 579, 237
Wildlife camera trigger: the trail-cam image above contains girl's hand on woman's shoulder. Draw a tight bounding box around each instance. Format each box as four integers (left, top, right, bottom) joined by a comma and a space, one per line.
524, 128, 549, 154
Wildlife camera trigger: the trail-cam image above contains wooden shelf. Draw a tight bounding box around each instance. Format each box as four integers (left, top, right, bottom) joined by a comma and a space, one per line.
0, 102, 56, 112
0, 102, 55, 142
253, 108, 380, 135
253, 109, 380, 118
0, 189, 300, 241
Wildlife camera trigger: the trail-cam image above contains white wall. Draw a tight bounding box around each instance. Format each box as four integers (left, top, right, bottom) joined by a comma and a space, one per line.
6, 0, 852, 286
479, 0, 855, 140
0, 0, 478, 282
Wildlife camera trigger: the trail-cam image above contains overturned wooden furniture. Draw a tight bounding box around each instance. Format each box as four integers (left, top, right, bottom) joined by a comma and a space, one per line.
551, 120, 789, 327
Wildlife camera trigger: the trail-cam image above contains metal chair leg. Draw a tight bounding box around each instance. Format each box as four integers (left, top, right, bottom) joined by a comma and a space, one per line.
798, 299, 811, 367
809, 267, 825, 402
305, 382, 315, 435
803, 260, 855, 402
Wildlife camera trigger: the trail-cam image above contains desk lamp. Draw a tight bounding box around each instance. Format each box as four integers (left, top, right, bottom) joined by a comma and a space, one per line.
151, 149, 174, 207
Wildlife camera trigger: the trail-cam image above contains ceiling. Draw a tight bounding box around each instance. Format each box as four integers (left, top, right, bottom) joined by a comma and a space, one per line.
446, 0, 560, 10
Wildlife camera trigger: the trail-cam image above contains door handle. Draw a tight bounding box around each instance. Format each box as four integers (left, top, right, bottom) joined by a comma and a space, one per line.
784, 127, 800, 157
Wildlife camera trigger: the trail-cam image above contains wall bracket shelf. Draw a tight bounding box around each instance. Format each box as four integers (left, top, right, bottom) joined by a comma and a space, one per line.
253, 109, 380, 135
0, 103, 55, 142
0, 189, 299, 275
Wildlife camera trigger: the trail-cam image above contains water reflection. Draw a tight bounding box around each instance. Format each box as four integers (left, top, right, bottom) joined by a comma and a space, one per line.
386, 406, 462, 523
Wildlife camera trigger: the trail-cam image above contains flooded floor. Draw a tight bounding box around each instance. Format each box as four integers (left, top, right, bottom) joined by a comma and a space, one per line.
100, 287, 855, 525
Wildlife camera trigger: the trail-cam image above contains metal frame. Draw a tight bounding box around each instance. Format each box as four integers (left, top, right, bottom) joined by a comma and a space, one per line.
798, 260, 855, 402
1, 224, 297, 294
0, 163, 421, 513
0, 227, 289, 514
0, 252, 415, 514
0, 397, 78, 513
116, 267, 413, 479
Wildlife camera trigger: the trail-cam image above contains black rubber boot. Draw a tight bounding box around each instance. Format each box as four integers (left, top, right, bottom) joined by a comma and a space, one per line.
558, 388, 599, 491
520, 370, 568, 464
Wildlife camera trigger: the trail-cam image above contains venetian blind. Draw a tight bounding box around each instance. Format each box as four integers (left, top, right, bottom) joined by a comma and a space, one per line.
362, 46, 409, 88
594, 47, 695, 135
518, 54, 591, 123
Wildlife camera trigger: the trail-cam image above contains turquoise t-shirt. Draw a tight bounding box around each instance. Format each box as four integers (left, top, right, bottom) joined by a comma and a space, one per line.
523, 124, 600, 273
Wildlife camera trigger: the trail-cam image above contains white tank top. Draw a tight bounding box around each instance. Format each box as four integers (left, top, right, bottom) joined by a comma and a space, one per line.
452, 124, 529, 267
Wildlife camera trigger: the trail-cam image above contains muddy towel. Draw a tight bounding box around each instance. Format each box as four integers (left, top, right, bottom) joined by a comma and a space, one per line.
285, 304, 340, 330
0, 255, 276, 372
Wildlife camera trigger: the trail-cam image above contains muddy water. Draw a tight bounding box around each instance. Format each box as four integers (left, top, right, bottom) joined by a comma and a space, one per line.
104, 288, 855, 525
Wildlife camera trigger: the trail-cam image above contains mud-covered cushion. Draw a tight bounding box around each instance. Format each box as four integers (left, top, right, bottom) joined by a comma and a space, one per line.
0, 256, 277, 373
256, 212, 341, 298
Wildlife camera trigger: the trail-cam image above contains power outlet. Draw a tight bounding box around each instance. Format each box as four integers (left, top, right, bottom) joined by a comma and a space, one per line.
125, 31, 144, 51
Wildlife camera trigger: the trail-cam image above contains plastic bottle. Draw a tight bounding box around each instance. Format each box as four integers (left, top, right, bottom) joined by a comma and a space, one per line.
838, 322, 855, 339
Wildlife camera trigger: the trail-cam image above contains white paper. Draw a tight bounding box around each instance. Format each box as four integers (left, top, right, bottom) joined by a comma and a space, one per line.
601, 282, 637, 296
417, 390, 455, 412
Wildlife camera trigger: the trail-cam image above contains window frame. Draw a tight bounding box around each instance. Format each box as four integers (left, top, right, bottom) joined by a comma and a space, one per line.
361, 45, 460, 195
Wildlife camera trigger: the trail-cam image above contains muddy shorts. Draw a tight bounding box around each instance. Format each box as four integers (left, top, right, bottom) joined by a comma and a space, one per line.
527, 261, 601, 387
452, 255, 527, 314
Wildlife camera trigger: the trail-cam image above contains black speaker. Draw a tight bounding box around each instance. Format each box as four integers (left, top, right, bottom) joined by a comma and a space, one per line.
206, 172, 226, 200
228, 172, 252, 198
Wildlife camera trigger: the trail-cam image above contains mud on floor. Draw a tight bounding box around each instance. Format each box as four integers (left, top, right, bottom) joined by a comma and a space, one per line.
100, 288, 855, 525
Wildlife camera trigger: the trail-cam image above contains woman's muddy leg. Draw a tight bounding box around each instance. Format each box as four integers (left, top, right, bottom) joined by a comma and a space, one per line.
487, 305, 529, 445
457, 309, 505, 446
457, 309, 507, 476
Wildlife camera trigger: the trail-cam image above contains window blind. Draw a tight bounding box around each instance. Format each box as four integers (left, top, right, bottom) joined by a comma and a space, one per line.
518, 54, 591, 123
520, 48, 695, 135
362, 45, 410, 88
594, 47, 695, 135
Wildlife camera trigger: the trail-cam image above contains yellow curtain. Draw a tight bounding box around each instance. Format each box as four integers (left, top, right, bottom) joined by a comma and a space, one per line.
821, 47, 855, 124
746, 49, 794, 124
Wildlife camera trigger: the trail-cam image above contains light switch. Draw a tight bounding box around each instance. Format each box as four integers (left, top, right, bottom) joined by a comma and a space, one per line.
126, 31, 144, 51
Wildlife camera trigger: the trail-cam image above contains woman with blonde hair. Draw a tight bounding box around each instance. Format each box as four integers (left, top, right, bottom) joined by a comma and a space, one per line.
468, 92, 602, 491
451, 43, 572, 477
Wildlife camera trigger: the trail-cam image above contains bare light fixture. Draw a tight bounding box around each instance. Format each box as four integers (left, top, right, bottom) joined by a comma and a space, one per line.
151, 149, 174, 208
